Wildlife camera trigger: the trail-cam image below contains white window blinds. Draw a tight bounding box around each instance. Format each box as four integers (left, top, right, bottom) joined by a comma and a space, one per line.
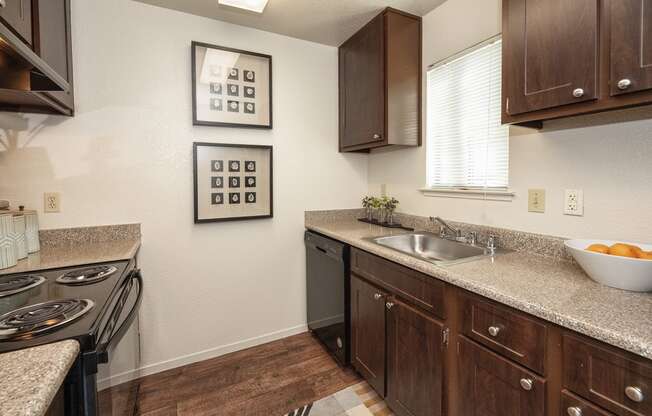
426, 37, 509, 190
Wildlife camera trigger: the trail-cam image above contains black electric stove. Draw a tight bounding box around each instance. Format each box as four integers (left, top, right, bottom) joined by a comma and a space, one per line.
0, 260, 144, 416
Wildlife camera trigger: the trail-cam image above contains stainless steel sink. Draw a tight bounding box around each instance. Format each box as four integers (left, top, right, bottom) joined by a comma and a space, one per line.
368, 232, 494, 265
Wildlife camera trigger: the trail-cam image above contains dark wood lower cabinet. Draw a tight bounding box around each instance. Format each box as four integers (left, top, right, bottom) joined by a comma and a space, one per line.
348, 248, 651, 416
458, 336, 546, 416
350, 274, 387, 396
386, 299, 444, 416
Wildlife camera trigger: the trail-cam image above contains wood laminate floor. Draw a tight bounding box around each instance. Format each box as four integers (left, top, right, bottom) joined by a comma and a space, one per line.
106, 332, 360, 416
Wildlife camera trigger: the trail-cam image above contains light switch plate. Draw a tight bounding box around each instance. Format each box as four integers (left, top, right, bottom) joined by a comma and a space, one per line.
44, 192, 61, 213
564, 189, 584, 216
528, 189, 545, 213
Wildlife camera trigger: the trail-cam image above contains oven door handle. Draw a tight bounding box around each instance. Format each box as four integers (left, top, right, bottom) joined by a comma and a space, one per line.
97, 269, 143, 364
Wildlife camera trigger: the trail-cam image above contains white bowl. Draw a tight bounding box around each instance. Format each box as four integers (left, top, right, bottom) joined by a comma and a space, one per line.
565, 239, 652, 292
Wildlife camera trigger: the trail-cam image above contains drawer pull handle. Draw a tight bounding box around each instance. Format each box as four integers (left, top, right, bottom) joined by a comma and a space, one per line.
386, 301, 395, 310
572, 88, 585, 98
617, 79, 632, 91
567, 407, 583, 416
519, 378, 533, 391
625, 386, 644, 403
373, 293, 384, 301
488, 326, 501, 337
373, 133, 381, 139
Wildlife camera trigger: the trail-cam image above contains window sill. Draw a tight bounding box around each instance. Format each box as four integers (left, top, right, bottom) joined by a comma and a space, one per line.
419, 187, 515, 201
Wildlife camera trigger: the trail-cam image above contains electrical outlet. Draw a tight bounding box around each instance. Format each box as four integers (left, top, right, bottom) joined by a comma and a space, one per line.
528, 189, 546, 213
44, 192, 61, 213
564, 189, 584, 216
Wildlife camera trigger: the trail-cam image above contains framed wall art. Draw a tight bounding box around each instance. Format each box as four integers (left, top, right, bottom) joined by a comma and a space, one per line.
192, 41, 273, 128
193, 142, 273, 223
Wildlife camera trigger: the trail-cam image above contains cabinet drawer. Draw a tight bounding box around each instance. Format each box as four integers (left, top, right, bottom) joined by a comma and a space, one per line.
561, 390, 614, 416
460, 292, 547, 374
563, 334, 652, 416
350, 248, 445, 319
458, 336, 546, 416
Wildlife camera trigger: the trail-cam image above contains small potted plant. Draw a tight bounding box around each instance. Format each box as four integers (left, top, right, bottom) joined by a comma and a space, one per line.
361, 196, 374, 221
370, 197, 383, 223
383, 197, 399, 225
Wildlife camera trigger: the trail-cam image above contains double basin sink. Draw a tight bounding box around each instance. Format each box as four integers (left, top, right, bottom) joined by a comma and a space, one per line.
368, 231, 498, 265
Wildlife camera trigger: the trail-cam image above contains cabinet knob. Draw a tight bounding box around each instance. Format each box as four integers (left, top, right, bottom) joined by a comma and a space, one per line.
519, 378, 533, 391
618, 79, 632, 91
373, 293, 384, 301
385, 301, 395, 310
572, 88, 585, 98
373, 133, 381, 139
567, 407, 583, 416
625, 386, 644, 403
488, 326, 501, 337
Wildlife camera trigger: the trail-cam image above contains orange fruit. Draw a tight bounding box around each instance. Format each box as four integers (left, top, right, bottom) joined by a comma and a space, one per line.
608, 243, 639, 258
586, 244, 609, 254
638, 251, 652, 260
623, 243, 644, 257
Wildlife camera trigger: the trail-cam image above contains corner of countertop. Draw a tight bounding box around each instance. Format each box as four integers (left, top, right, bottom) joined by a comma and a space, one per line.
0, 339, 80, 416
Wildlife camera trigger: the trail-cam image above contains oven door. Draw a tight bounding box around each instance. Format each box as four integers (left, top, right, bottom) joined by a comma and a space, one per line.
94, 269, 143, 416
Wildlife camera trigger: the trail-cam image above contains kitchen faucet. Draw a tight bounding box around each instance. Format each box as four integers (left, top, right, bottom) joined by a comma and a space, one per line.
430, 217, 463, 240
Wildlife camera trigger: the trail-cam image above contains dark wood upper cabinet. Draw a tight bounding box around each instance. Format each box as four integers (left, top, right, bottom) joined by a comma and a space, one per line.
339, 8, 421, 152
350, 274, 387, 397
610, 0, 652, 96
503, 0, 599, 116
0, 0, 32, 45
339, 13, 384, 150
458, 336, 546, 416
0, 0, 74, 115
502, 0, 652, 125
386, 298, 444, 416
34, 0, 74, 111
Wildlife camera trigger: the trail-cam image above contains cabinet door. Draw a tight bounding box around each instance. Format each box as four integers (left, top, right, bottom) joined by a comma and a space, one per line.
0, 0, 32, 44
503, 0, 599, 115
386, 299, 444, 416
339, 13, 385, 150
351, 274, 386, 396
610, 0, 652, 96
35, 0, 73, 111
458, 337, 546, 416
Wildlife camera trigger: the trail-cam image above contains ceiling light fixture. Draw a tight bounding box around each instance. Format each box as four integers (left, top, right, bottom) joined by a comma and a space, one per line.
218, 0, 269, 13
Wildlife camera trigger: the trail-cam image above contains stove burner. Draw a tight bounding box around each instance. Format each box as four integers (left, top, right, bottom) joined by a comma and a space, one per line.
56, 265, 118, 285
0, 299, 94, 340
0, 275, 46, 298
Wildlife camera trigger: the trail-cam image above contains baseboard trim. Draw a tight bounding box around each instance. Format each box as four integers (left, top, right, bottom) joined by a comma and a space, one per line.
98, 323, 309, 390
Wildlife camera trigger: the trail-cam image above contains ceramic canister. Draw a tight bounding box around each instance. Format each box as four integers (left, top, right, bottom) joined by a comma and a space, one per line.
11, 215, 28, 260
24, 211, 40, 253
0, 213, 18, 269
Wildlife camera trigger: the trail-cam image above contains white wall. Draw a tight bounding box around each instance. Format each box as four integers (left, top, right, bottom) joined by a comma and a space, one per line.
0, 0, 367, 380
368, 0, 652, 242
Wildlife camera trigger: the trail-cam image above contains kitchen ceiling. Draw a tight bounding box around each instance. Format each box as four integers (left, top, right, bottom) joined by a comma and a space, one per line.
133, 0, 447, 46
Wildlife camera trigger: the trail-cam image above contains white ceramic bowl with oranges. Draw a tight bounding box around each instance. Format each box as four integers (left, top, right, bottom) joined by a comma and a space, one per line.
564, 240, 652, 292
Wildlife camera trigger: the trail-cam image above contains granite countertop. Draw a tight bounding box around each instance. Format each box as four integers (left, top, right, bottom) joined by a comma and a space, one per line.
305, 214, 652, 360
0, 340, 80, 416
0, 224, 141, 276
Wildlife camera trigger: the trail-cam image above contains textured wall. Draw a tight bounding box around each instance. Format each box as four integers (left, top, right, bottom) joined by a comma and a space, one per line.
0, 0, 368, 382
368, 0, 652, 242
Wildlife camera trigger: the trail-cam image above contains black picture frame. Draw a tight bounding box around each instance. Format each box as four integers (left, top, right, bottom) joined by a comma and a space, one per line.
193, 142, 273, 223
191, 41, 273, 129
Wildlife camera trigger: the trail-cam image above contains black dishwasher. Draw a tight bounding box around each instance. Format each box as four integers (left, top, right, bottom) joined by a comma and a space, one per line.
305, 231, 350, 366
